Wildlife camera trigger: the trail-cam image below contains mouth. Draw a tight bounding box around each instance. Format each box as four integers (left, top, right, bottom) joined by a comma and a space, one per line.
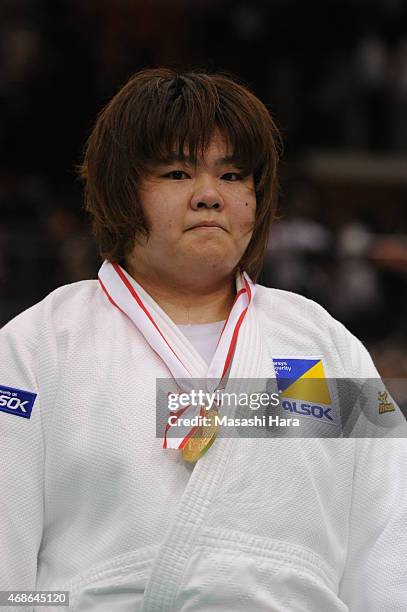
187, 221, 226, 231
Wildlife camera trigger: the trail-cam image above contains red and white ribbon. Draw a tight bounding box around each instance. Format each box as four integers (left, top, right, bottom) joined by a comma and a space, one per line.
98, 261, 255, 449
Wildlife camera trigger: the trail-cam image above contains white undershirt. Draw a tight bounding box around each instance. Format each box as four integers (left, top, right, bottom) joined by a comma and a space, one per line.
177, 320, 226, 365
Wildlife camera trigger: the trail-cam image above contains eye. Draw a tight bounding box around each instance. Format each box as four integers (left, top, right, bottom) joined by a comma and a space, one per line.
164, 170, 190, 180
221, 172, 242, 182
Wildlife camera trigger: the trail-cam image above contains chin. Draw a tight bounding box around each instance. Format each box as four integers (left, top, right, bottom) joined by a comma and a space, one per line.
194, 254, 238, 277
191, 245, 229, 264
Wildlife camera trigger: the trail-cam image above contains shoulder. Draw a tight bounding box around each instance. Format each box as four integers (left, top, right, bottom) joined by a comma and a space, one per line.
253, 284, 378, 378
253, 284, 338, 331
254, 283, 326, 312
1, 280, 101, 341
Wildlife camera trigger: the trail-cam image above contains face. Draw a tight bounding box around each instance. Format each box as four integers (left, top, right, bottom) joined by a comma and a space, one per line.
128, 132, 256, 285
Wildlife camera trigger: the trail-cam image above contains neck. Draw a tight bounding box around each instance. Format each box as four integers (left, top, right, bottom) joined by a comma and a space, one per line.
124, 260, 236, 324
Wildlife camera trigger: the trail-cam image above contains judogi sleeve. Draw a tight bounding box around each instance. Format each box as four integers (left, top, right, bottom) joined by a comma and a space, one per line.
339, 436, 407, 610
336, 328, 407, 610
0, 306, 50, 599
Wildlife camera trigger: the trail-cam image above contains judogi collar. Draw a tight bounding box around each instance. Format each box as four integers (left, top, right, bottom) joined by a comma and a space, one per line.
98, 261, 256, 456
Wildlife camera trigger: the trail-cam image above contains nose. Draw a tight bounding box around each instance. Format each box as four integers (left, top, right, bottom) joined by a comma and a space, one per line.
190, 176, 224, 211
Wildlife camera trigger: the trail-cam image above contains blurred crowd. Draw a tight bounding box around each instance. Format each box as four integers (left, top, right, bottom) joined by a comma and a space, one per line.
260, 174, 407, 379
0, 0, 406, 378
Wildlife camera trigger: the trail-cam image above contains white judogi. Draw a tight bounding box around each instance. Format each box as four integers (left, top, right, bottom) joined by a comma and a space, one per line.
0, 275, 406, 611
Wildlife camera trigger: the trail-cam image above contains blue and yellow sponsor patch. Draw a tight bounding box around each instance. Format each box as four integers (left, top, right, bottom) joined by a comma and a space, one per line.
272, 358, 336, 424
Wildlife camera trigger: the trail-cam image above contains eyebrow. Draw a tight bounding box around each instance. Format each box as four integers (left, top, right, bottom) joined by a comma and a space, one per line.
213, 156, 242, 168
155, 154, 243, 168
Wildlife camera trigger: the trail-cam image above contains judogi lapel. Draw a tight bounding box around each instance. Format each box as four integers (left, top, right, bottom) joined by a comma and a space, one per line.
141, 294, 269, 612
98, 261, 257, 453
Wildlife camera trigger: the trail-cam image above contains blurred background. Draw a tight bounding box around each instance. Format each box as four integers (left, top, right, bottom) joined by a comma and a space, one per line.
0, 0, 406, 377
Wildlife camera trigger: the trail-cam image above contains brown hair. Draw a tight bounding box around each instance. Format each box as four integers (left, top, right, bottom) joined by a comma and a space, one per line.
80, 68, 281, 281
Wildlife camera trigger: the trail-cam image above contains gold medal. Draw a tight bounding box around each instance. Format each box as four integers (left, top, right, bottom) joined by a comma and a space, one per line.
181, 408, 219, 463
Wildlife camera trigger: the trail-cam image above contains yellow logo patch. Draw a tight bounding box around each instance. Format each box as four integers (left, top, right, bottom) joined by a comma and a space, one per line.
378, 391, 395, 415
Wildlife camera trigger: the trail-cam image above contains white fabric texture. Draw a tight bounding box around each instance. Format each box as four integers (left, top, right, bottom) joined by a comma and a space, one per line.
0, 279, 406, 611
177, 321, 225, 365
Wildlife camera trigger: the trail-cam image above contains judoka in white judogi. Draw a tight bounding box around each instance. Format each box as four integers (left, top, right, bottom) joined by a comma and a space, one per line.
1, 67, 406, 612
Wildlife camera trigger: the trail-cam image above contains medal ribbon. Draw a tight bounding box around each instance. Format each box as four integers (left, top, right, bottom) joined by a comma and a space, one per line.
98, 261, 255, 449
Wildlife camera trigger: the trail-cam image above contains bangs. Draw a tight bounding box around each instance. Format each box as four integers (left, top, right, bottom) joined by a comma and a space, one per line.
124, 71, 271, 184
